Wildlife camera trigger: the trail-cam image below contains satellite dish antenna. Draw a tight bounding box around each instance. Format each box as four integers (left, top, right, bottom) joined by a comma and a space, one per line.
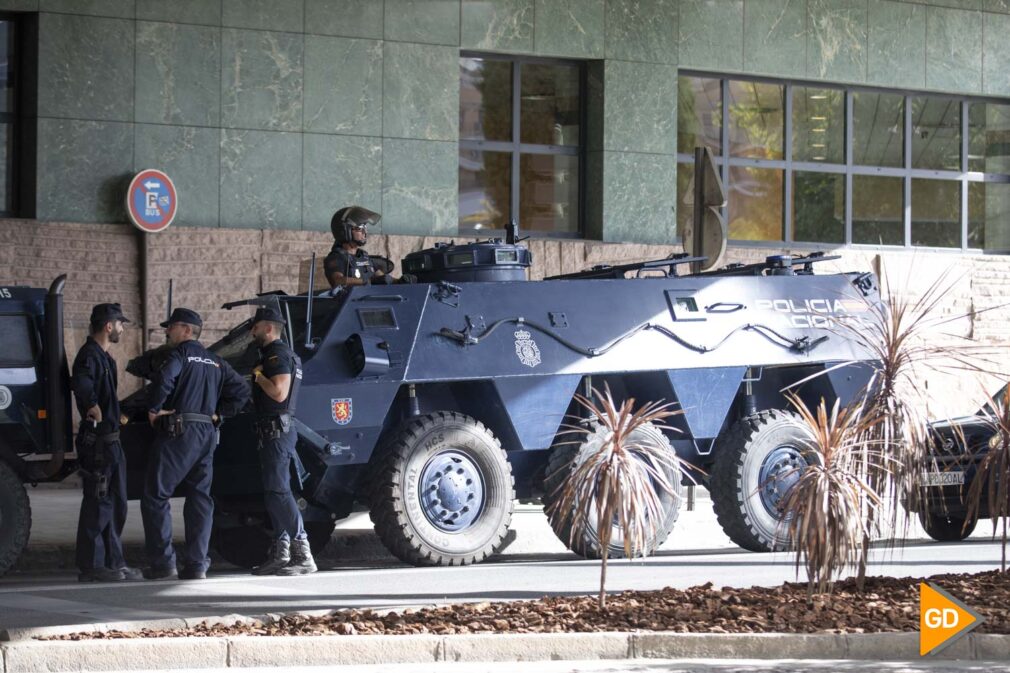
681, 146, 727, 274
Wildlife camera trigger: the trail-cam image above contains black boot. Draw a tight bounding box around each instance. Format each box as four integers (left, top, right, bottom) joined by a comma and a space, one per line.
277, 536, 316, 576
252, 538, 291, 576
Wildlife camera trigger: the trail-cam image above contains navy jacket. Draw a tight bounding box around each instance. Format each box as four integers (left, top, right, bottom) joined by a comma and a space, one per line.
148, 340, 250, 418
71, 337, 119, 433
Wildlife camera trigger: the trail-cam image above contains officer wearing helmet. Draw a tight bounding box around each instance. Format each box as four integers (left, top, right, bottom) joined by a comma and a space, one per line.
324, 206, 388, 288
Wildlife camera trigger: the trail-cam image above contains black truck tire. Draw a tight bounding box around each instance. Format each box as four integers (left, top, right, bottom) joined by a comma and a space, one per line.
711, 409, 812, 552
0, 461, 30, 577
367, 412, 514, 566
542, 423, 683, 559
919, 510, 977, 542
212, 517, 335, 568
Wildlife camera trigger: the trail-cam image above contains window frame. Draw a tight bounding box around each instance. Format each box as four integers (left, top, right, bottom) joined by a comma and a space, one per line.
459, 51, 586, 239
678, 70, 1010, 253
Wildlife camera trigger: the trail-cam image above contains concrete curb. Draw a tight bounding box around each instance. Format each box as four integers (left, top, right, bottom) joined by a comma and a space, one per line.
2, 631, 1008, 671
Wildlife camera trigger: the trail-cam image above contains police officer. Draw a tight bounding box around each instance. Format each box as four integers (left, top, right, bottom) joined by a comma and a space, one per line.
324, 205, 389, 288
248, 307, 316, 576
142, 308, 250, 580
72, 303, 142, 582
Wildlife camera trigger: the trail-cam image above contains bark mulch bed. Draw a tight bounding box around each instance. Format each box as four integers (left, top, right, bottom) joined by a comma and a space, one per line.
45, 570, 1010, 640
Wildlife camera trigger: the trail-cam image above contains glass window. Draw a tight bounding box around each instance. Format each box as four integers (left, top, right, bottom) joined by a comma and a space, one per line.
0, 314, 34, 366
520, 62, 580, 146
911, 179, 960, 247
728, 165, 782, 240
792, 172, 844, 243
0, 19, 15, 216
793, 87, 844, 164
969, 182, 1010, 250
459, 149, 511, 229
459, 58, 512, 142
853, 91, 904, 167
911, 97, 960, 171
852, 175, 903, 245
969, 103, 1010, 174
676, 162, 694, 238
729, 80, 784, 160
519, 154, 579, 234
678, 76, 722, 155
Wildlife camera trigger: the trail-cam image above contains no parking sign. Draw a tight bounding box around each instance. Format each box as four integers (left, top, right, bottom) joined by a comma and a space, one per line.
126, 169, 178, 233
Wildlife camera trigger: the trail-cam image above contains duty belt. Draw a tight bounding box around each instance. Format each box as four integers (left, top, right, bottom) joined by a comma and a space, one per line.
179, 413, 215, 424
255, 413, 292, 438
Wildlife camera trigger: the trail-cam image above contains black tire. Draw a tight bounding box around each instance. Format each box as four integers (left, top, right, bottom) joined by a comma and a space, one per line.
711, 410, 813, 552
542, 423, 683, 559
212, 518, 336, 568
920, 510, 977, 542
367, 412, 514, 566
0, 461, 30, 577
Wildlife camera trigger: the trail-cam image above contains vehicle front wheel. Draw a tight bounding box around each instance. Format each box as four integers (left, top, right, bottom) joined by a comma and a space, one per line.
0, 461, 30, 577
919, 510, 977, 542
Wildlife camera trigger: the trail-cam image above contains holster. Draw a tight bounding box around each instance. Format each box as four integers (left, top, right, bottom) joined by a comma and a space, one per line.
77, 423, 119, 470
255, 414, 292, 441
155, 413, 214, 438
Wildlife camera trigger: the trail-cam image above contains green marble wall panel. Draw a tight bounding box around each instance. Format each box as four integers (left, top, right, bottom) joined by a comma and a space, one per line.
304, 36, 381, 136
807, 0, 867, 82
604, 60, 677, 155
222, 29, 304, 132
223, 0, 304, 33
584, 151, 603, 240
385, 0, 460, 46
136, 22, 221, 127
743, 0, 806, 78
0, 0, 37, 10
983, 0, 1010, 13
605, 0, 678, 64
38, 13, 134, 121
304, 0, 383, 39
135, 125, 220, 228
984, 12, 1010, 95
39, 0, 133, 18
37, 119, 133, 223
461, 0, 534, 52
137, 0, 222, 26
926, 6, 982, 92
303, 134, 382, 232
381, 138, 457, 235
533, 0, 604, 58
924, 0, 982, 9
383, 42, 458, 141
601, 151, 677, 244
220, 129, 302, 229
867, 1, 926, 89
679, 0, 743, 71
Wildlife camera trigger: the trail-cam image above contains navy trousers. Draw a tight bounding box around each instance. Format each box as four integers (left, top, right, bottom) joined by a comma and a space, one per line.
141, 424, 216, 572
75, 440, 127, 571
259, 429, 305, 541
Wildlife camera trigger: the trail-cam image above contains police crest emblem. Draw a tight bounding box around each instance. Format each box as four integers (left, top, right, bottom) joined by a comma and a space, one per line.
331, 398, 353, 425
514, 329, 541, 368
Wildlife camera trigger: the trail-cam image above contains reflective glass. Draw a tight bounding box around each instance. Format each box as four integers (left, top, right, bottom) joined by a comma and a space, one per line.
969, 182, 1010, 250
678, 76, 722, 155
519, 153, 579, 233
792, 172, 844, 243
459, 149, 511, 229
728, 80, 784, 159
969, 103, 1010, 174
852, 175, 903, 245
728, 165, 782, 240
911, 179, 960, 247
853, 92, 904, 167
459, 58, 512, 141
911, 97, 960, 171
0, 22, 10, 115
520, 63, 580, 146
793, 87, 844, 164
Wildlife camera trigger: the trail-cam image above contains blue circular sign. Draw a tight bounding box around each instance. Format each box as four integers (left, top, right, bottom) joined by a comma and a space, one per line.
126, 169, 178, 233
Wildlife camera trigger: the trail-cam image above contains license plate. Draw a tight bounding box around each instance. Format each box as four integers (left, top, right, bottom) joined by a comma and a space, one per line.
920, 471, 965, 487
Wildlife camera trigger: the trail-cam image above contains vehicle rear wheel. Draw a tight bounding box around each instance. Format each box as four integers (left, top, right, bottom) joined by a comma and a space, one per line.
212, 516, 335, 568
0, 461, 30, 577
919, 510, 977, 542
367, 412, 514, 566
542, 423, 683, 559
711, 410, 813, 552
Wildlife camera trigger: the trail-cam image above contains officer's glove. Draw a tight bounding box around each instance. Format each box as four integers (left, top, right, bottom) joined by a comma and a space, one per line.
399, 273, 418, 284
372, 274, 395, 286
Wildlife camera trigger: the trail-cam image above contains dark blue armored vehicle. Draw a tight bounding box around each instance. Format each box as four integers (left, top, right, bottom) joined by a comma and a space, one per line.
117, 240, 881, 568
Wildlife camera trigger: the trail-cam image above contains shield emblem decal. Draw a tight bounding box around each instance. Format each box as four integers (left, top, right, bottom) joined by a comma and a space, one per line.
331, 398, 353, 425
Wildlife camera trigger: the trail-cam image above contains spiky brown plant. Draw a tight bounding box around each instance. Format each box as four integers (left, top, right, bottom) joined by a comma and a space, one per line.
966, 385, 1010, 571
779, 393, 889, 596
546, 386, 688, 609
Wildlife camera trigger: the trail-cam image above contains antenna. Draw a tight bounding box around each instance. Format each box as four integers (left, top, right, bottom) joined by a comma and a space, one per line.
166, 278, 174, 322
304, 252, 316, 350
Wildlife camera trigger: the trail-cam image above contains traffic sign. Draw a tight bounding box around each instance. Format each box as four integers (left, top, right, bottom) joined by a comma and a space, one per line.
126, 169, 177, 233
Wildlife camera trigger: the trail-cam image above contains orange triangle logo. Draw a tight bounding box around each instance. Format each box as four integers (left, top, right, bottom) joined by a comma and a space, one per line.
920, 582, 983, 656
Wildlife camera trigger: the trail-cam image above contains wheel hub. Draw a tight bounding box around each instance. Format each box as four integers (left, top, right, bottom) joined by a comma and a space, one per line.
419, 450, 485, 532
758, 445, 806, 516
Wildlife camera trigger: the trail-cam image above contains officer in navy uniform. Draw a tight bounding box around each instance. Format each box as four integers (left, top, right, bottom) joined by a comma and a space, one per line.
72, 303, 143, 582
142, 308, 250, 580
248, 307, 316, 576
323, 205, 389, 288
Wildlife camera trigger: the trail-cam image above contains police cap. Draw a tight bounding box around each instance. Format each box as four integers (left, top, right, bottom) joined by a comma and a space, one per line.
250, 306, 286, 327
90, 303, 130, 325
160, 307, 203, 328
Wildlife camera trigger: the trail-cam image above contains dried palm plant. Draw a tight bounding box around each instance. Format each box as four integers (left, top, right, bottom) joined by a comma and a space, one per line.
779, 393, 889, 596
966, 385, 1010, 571
545, 385, 688, 609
